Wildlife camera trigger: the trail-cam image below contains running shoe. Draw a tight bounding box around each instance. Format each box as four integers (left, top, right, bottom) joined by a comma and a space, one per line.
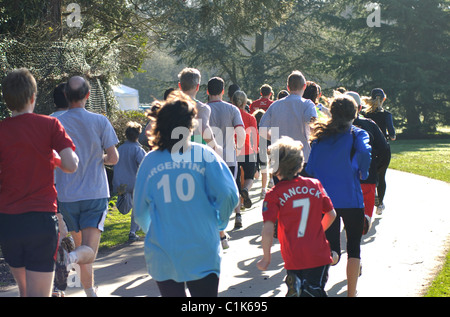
221, 233, 230, 249
128, 232, 140, 242
240, 188, 252, 208
376, 203, 385, 215
234, 213, 243, 229
363, 215, 372, 235
54, 236, 75, 291
285, 274, 301, 297
331, 251, 340, 266
260, 189, 267, 200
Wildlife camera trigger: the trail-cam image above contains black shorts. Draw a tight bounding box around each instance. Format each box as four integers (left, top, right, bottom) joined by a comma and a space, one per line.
0, 212, 59, 272
237, 154, 257, 180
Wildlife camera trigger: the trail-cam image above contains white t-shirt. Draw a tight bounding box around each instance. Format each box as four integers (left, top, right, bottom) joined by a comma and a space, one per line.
207, 100, 244, 166
55, 108, 119, 202
259, 94, 317, 162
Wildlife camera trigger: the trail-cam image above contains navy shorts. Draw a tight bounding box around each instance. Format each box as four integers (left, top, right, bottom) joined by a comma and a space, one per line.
0, 212, 59, 272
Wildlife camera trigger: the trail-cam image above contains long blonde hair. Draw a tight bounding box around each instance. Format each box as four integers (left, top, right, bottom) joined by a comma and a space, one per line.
362, 95, 385, 113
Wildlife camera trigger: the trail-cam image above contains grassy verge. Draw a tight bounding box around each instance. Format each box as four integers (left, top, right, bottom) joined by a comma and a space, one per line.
389, 139, 450, 183
100, 197, 144, 251
390, 139, 449, 297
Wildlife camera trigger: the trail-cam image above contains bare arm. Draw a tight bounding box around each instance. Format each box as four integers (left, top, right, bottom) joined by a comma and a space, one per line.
321, 209, 337, 232
235, 125, 246, 151
257, 221, 275, 271
103, 145, 119, 166
58, 147, 79, 173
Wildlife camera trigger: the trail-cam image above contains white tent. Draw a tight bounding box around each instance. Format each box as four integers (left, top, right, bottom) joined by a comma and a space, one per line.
112, 84, 139, 110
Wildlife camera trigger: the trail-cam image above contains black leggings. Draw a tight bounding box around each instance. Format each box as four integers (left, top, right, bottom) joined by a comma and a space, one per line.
377, 147, 391, 205
326, 208, 364, 260
156, 273, 219, 297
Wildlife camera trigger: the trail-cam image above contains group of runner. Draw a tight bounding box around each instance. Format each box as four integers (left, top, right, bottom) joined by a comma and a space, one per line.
0, 66, 395, 297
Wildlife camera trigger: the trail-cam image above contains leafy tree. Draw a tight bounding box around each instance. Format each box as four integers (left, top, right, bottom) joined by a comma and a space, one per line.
132, 0, 333, 99
319, 0, 450, 134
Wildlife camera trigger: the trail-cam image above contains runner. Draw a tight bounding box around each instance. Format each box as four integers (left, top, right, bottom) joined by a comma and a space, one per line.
361, 88, 396, 215
345, 91, 389, 233
306, 94, 372, 297
0, 68, 78, 297
55, 76, 119, 297
232, 90, 258, 211
207, 77, 246, 230
133, 91, 239, 297
249, 84, 274, 114
257, 136, 336, 297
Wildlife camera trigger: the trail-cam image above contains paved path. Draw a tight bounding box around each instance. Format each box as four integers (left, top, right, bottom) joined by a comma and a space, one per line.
1, 169, 449, 297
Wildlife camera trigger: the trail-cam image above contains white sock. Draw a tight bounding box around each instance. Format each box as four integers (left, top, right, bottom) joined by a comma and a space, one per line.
68, 251, 79, 264
84, 287, 97, 297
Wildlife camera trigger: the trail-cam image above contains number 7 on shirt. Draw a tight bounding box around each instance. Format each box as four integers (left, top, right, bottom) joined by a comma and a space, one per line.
293, 198, 310, 238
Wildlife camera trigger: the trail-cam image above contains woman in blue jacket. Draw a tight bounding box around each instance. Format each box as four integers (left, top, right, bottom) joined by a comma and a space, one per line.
133, 91, 239, 297
306, 94, 371, 297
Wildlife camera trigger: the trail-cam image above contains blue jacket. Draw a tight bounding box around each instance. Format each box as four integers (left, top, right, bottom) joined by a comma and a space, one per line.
306, 126, 371, 209
133, 143, 239, 282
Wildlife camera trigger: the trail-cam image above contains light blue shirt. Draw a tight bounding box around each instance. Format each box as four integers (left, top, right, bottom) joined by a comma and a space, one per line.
259, 94, 317, 162
133, 143, 239, 282
55, 108, 119, 202
112, 141, 146, 194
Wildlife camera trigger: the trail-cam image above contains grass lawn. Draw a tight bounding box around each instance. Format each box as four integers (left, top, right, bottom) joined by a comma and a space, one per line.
389, 139, 450, 297
389, 139, 450, 183
100, 197, 144, 250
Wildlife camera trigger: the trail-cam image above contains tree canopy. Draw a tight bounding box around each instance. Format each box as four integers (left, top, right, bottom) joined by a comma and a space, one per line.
1, 0, 449, 133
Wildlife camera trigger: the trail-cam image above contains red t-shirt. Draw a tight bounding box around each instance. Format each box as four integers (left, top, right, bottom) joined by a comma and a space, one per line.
0, 113, 75, 215
238, 109, 258, 156
262, 176, 334, 270
250, 98, 273, 114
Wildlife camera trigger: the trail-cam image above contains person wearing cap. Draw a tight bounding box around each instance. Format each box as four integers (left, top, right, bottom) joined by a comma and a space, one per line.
361, 88, 396, 215
346, 91, 389, 233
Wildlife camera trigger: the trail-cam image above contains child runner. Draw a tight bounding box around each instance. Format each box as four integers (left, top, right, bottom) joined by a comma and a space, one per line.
257, 136, 336, 297
112, 121, 146, 241
133, 91, 239, 297
306, 95, 372, 297
0, 68, 78, 297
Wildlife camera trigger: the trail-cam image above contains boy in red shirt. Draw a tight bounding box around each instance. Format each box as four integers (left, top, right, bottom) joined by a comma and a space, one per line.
257, 136, 336, 297
0, 68, 78, 296
249, 84, 273, 114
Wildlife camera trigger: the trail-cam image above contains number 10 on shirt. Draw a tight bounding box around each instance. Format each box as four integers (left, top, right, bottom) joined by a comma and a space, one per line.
157, 173, 195, 203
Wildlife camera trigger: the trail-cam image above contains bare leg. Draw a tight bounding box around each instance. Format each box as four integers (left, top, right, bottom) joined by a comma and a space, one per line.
9, 266, 54, 297
347, 258, 360, 297
69, 227, 101, 293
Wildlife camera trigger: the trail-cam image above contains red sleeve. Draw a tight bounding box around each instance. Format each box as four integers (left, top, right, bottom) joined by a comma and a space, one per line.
262, 190, 279, 223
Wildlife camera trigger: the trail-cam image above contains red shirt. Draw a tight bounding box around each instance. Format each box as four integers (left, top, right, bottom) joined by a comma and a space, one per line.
0, 113, 75, 215
238, 109, 258, 156
250, 98, 273, 114
262, 176, 334, 270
